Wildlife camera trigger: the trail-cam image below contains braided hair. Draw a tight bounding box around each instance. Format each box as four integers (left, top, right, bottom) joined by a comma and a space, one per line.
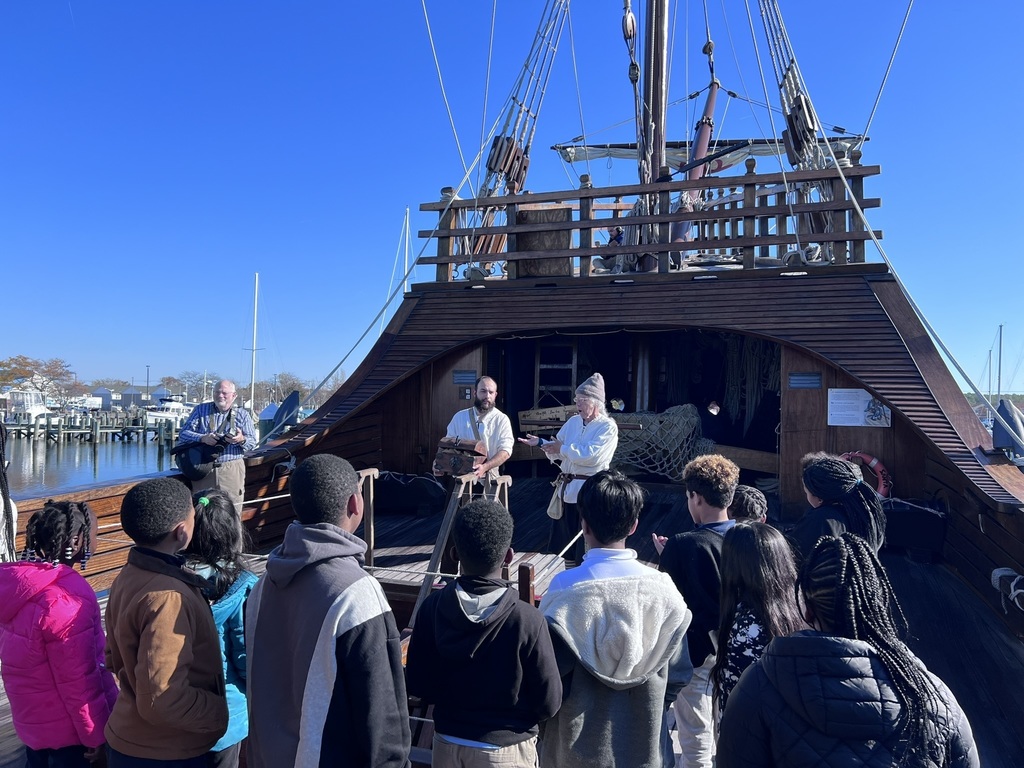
183, 489, 251, 601
802, 454, 886, 550
800, 534, 953, 766
22, 500, 93, 568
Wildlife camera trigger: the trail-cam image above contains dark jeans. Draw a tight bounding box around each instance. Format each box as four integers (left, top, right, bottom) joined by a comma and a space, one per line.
106, 746, 209, 768
25, 746, 89, 768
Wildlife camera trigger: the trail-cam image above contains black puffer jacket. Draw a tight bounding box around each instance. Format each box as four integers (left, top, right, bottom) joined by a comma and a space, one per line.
717, 631, 978, 768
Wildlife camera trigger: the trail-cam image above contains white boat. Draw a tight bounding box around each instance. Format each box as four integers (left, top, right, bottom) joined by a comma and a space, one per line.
144, 397, 193, 425
6, 390, 51, 422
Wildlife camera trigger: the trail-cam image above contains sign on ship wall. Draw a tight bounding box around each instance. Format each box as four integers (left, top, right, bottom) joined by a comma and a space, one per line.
827, 389, 892, 428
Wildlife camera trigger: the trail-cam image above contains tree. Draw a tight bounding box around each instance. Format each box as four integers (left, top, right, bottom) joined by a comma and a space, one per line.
160, 376, 186, 396
0, 356, 76, 401
0, 355, 36, 388
178, 370, 220, 402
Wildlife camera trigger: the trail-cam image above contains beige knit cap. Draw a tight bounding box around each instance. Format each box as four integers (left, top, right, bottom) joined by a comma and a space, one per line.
575, 372, 606, 403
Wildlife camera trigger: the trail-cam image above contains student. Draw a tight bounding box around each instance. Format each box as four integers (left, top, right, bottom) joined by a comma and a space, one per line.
405, 498, 562, 767
710, 522, 806, 721
183, 490, 259, 768
789, 452, 886, 559
718, 533, 978, 767
654, 453, 739, 768
104, 477, 229, 767
0, 500, 118, 768
540, 469, 692, 768
727, 484, 767, 523
245, 454, 410, 768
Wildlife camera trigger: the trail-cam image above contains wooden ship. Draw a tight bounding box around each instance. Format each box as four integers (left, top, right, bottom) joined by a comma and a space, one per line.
5, 0, 1024, 764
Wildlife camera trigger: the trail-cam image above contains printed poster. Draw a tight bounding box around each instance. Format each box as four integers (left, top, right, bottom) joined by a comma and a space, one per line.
827, 389, 891, 428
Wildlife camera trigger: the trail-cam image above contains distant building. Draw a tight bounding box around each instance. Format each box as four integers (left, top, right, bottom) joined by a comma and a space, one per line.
120, 387, 145, 409
150, 386, 174, 401
91, 387, 123, 411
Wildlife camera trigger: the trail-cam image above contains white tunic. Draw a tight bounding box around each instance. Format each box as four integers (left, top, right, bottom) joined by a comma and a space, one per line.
551, 414, 619, 503
445, 406, 515, 462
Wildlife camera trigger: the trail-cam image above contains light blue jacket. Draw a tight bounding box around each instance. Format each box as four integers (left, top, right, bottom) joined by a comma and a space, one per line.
198, 567, 258, 751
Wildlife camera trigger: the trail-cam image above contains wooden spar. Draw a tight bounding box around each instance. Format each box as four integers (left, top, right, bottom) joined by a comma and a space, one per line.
670, 39, 720, 246
643, 0, 669, 183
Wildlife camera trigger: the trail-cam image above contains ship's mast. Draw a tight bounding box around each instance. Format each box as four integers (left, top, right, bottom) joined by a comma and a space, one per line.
641, 0, 669, 183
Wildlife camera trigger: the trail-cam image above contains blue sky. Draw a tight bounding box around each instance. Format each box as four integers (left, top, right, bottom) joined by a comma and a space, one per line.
2, 1, 1022, 396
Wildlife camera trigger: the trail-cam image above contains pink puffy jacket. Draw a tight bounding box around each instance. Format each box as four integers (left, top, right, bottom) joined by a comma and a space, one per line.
0, 562, 118, 749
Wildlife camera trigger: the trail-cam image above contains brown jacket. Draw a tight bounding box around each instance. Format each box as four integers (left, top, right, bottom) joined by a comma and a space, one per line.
104, 547, 228, 759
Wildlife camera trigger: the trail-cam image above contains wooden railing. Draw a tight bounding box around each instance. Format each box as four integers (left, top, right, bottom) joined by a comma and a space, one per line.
419, 155, 881, 281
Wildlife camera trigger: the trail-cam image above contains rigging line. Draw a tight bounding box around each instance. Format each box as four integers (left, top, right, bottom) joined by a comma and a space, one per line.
566, 7, 591, 180
261, 139, 501, 445
772, 30, 1024, 453
379, 213, 409, 338
858, 0, 915, 151
720, 0, 772, 145
421, 0, 470, 184
742, 0, 800, 248
476, 0, 498, 200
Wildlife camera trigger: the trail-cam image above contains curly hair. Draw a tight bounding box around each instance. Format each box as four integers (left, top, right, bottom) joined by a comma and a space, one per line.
23, 500, 92, 566
683, 454, 739, 509
184, 489, 252, 601
578, 469, 645, 545
120, 478, 193, 546
728, 485, 768, 522
800, 534, 953, 766
289, 454, 359, 526
802, 454, 886, 548
452, 498, 513, 575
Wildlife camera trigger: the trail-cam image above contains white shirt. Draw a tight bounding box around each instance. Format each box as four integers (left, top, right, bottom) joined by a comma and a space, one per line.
544, 547, 653, 595
550, 414, 619, 503
445, 406, 514, 462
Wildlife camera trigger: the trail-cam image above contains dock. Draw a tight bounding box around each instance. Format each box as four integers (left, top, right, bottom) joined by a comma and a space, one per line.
2, 414, 180, 445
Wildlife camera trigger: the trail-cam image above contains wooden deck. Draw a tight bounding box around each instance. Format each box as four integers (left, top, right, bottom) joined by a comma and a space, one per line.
3, 479, 1023, 765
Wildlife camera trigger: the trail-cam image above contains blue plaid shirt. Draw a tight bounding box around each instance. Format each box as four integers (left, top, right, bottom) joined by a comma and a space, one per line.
177, 401, 257, 461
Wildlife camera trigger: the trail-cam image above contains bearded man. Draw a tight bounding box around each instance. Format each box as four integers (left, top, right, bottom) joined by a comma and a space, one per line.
443, 376, 514, 484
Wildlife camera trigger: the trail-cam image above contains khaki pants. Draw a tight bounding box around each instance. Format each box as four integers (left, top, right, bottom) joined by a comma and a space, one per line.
431, 734, 537, 768
191, 458, 246, 515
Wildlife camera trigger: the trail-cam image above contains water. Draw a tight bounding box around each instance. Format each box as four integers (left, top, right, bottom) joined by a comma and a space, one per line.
4, 437, 175, 499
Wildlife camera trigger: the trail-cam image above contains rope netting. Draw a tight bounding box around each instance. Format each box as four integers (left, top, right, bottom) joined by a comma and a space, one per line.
613, 404, 715, 482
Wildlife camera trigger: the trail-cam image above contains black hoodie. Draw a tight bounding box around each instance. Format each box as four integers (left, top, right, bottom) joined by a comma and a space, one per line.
405, 576, 562, 746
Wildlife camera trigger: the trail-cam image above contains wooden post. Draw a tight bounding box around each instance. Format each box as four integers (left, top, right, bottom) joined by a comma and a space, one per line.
743, 158, 757, 268
657, 167, 672, 273
579, 174, 594, 277
435, 187, 457, 282
850, 150, 866, 263
518, 563, 536, 604
831, 176, 848, 265
359, 468, 379, 568
506, 200, 519, 280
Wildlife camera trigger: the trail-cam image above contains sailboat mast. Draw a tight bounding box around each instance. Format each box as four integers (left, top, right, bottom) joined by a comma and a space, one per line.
250, 272, 259, 409
998, 323, 1003, 402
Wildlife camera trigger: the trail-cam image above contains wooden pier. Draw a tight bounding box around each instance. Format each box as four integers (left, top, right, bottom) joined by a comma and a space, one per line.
1, 414, 179, 445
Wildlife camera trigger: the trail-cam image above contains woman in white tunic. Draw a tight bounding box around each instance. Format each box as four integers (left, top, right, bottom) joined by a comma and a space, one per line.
520, 373, 618, 565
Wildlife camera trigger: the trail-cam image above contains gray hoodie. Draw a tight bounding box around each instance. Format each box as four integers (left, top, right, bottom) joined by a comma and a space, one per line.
245, 521, 410, 768
540, 572, 693, 768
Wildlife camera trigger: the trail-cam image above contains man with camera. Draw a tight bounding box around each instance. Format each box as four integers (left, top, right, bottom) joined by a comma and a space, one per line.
176, 379, 257, 513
